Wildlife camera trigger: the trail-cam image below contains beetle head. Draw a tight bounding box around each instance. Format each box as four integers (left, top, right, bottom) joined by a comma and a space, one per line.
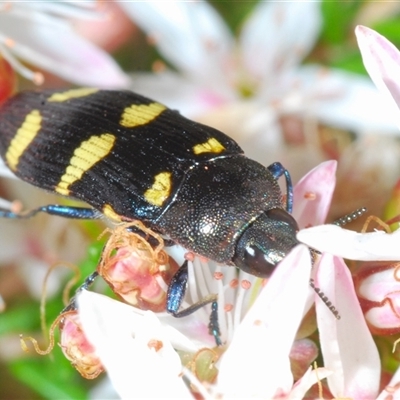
233, 208, 299, 278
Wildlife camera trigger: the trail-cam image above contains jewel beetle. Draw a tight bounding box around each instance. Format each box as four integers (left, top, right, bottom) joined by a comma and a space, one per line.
0, 88, 300, 322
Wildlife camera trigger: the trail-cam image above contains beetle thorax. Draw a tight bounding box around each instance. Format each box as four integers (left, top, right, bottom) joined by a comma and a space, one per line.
156, 155, 283, 263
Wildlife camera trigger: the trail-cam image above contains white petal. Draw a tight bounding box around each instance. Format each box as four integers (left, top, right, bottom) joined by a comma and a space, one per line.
89, 376, 119, 400
377, 365, 400, 400
119, 1, 233, 90
0, 158, 17, 180
316, 254, 380, 398
18, 2, 102, 20
0, 10, 129, 87
240, 1, 321, 83
130, 71, 235, 117
78, 291, 192, 399
295, 65, 398, 134
289, 367, 332, 399
356, 25, 400, 129
217, 245, 312, 398
297, 224, 400, 261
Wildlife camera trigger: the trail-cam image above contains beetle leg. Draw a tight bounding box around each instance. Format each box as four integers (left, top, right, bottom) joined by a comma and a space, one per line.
267, 162, 293, 213
0, 204, 102, 219
62, 271, 99, 313
166, 260, 221, 345
166, 260, 189, 316
208, 301, 222, 346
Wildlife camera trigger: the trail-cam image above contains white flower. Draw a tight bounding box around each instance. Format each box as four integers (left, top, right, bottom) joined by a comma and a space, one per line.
78, 291, 194, 399
355, 25, 400, 129
298, 26, 400, 261
80, 245, 380, 399
118, 0, 397, 166
77, 162, 380, 399
0, 2, 129, 87
314, 253, 380, 398
298, 224, 400, 261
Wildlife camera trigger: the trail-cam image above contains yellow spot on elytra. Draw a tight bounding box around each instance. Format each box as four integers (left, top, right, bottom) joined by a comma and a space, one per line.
193, 138, 225, 155
103, 204, 122, 222
6, 110, 42, 171
47, 88, 98, 102
55, 133, 116, 196
120, 103, 166, 128
144, 172, 172, 206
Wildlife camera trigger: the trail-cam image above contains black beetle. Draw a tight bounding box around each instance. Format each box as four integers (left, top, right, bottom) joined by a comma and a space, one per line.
0, 88, 300, 329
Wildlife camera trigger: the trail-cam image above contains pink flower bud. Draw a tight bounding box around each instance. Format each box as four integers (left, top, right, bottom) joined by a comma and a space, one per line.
59, 311, 104, 379
98, 222, 179, 312
354, 261, 400, 335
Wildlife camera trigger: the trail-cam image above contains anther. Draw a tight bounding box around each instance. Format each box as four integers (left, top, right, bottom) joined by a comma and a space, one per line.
224, 304, 233, 312
213, 272, 223, 280
229, 279, 238, 289
241, 280, 251, 290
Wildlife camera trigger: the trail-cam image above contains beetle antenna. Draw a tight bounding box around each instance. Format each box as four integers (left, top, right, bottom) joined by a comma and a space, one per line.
333, 207, 367, 227
309, 278, 340, 320
306, 207, 367, 319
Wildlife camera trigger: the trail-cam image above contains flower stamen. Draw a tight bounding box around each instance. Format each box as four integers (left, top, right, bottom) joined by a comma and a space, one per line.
241, 280, 251, 290
213, 272, 223, 280
229, 278, 238, 289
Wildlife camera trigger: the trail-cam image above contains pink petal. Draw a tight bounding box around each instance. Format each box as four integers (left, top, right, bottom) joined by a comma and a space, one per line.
316, 254, 380, 399
358, 266, 400, 302
356, 25, 400, 128
217, 245, 312, 398
293, 160, 337, 228
365, 301, 400, 331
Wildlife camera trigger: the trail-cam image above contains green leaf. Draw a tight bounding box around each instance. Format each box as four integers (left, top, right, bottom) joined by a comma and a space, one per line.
329, 51, 368, 75
209, 1, 255, 32
9, 358, 89, 400
321, 0, 364, 44
0, 301, 41, 334
371, 18, 400, 48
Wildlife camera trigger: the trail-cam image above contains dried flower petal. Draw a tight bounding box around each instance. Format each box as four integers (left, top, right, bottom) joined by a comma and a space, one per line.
59, 311, 104, 379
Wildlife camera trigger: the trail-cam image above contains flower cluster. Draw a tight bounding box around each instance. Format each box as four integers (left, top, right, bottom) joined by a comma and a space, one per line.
71, 161, 380, 399
1, 1, 400, 399
0, 2, 128, 87
298, 26, 400, 341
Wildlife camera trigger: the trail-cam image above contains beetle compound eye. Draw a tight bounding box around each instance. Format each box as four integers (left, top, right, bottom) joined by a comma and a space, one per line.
233, 209, 300, 278
244, 245, 277, 277
265, 208, 299, 231
245, 245, 278, 266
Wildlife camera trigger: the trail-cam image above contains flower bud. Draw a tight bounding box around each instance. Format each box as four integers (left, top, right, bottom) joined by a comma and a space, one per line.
99, 222, 179, 312
59, 311, 103, 379
354, 261, 400, 335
